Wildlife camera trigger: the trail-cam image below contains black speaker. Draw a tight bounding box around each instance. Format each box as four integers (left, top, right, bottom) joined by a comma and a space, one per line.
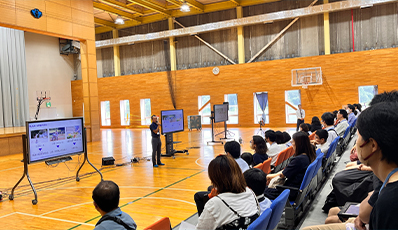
102, 157, 115, 166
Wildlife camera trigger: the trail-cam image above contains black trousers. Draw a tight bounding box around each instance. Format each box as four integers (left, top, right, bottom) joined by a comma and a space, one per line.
151, 137, 162, 166
194, 186, 213, 216
296, 119, 304, 131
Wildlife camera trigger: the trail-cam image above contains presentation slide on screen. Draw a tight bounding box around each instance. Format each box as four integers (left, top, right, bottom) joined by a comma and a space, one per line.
161, 110, 184, 134
28, 119, 84, 162
214, 104, 228, 123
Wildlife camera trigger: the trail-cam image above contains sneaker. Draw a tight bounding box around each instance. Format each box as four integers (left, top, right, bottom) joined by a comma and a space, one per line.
153, 165, 159, 167
158, 163, 165, 166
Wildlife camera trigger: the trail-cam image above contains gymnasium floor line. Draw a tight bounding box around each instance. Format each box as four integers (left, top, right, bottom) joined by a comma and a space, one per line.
68, 169, 206, 230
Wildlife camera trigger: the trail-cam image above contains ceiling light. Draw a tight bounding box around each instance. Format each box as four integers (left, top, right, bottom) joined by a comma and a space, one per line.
180, 2, 190, 12
115, 15, 124, 25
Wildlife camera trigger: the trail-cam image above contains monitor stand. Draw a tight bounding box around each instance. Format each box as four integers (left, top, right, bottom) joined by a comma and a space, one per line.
161, 133, 189, 159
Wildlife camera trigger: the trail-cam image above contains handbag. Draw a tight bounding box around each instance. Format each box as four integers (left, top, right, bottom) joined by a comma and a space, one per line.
268, 175, 286, 189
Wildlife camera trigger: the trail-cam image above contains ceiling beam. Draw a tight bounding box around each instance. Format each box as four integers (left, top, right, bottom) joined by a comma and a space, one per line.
96, 0, 281, 34
93, 2, 142, 23
229, 0, 240, 5
98, 0, 144, 16
94, 18, 116, 28
127, 0, 171, 16
185, 0, 204, 12
166, 0, 182, 7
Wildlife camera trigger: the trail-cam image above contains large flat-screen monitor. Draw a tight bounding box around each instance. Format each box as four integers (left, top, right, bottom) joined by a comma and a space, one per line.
214, 104, 229, 123
26, 117, 85, 164
161, 109, 184, 134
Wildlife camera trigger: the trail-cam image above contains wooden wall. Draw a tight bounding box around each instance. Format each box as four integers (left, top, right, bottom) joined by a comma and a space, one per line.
71, 48, 398, 129
0, 0, 100, 142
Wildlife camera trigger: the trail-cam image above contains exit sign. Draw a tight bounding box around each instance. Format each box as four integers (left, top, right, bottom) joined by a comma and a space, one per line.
46, 102, 51, 108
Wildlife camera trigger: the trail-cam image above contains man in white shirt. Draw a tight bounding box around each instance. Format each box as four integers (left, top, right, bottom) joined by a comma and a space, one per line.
243, 168, 272, 215
321, 112, 338, 145
224, 140, 249, 173
296, 104, 305, 131
312, 129, 330, 155
335, 109, 350, 136
265, 130, 280, 166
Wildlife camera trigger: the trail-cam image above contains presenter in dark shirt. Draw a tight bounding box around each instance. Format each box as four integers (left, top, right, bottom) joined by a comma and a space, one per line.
150, 115, 164, 167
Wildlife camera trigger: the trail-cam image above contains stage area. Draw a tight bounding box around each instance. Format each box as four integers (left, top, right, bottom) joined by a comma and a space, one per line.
0, 127, 294, 229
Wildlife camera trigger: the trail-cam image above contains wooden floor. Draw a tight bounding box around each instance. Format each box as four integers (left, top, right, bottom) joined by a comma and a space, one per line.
0, 127, 295, 230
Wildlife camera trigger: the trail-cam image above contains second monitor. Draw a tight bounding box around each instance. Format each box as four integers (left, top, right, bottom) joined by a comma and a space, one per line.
214, 103, 229, 123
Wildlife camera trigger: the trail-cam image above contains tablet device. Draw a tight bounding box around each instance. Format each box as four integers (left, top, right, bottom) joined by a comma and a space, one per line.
338, 202, 360, 222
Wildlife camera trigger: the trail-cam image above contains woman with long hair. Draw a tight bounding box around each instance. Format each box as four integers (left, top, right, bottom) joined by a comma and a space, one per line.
196, 155, 260, 230
250, 135, 269, 166
310, 116, 322, 132
264, 132, 316, 200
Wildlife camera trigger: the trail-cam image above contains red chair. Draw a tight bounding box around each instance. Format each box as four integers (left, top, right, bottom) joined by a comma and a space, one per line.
273, 150, 286, 172
254, 158, 271, 174
143, 217, 172, 230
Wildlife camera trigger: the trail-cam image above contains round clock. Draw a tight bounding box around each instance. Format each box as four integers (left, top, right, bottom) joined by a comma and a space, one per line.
212, 67, 220, 75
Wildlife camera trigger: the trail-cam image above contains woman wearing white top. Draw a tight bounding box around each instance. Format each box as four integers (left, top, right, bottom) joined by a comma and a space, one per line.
196, 155, 259, 230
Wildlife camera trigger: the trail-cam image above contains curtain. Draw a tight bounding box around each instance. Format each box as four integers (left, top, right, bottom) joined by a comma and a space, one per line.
0, 27, 29, 128
256, 92, 268, 121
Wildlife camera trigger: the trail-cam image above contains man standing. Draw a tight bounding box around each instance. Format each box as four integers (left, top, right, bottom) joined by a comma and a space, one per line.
150, 115, 164, 167
296, 104, 305, 131
93, 181, 137, 230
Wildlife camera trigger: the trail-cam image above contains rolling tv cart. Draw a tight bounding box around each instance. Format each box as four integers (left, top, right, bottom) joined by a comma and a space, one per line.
161, 133, 189, 159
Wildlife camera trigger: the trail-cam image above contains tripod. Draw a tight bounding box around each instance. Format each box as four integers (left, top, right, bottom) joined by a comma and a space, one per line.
207, 112, 223, 145
256, 120, 266, 137
216, 121, 234, 140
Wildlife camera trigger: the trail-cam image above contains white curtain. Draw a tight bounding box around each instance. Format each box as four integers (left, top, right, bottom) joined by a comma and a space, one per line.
0, 27, 29, 127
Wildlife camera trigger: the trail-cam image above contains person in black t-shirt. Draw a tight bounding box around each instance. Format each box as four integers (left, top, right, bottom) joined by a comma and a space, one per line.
149, 115, 164, 167
355, 102, 398, 230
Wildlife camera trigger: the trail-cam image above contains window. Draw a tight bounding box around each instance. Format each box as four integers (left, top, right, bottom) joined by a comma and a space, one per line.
120, 100, 130, 126
198, 95, 211, 125
224, 94, 238, 124
285, 90, 301, 124
359, 85, 378, 107
254, 92, 269, 124
100, 101, 111, 126
140, 99, 151, 125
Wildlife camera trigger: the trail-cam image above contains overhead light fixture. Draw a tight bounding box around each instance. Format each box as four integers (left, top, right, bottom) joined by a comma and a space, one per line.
180, 2, 190, 12
115, 15, 124, 25
360, 4, 373, 9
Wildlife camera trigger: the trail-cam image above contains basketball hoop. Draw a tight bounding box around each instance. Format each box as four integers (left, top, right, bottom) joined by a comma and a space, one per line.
302, 82, 309, 89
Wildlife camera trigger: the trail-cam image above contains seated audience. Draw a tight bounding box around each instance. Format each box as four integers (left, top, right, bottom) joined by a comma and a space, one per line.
275, 131, 284, 144
93, 181, 137, 230
265, 131, 280, 166
310, 116, 323, 132
335, 109, 349, 136
347, 104, 356, 125
354, 103, 362, 117
283, 132, 292, 147
264, 132, 316, 201
196, 155, 259, 230
225, 141, 249, 173
333, 110, 339, 126
241, 152, 254, 168
299, 123, 310, 135
355, 101, 398, 229
243, 168, 272, 215
321, 112, 338, 145
313, 129, 329, 155
251, 135, 269, 166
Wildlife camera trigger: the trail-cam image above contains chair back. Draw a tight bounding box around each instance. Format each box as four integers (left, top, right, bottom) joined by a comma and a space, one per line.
342, 124, 351, 139
247, 208, 272, 230
326, 137, 340, 159
262, 158, 272, 174
143, 217, 171, 230
274, 149, 286, 167
316, 148, 322, 157
309, 132, 316, 141
283, 146, 294, 162
267, 189, 290, 230
299, 159, 317, 191
313, 152, 324, 179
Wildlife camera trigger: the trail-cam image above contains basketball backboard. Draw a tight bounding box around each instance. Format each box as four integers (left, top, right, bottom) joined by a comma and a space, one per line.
36, 90, 51, 101
292, 67, 322, 89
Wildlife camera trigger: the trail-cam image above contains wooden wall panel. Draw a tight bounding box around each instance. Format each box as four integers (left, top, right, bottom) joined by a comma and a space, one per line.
72, 47, 398, 129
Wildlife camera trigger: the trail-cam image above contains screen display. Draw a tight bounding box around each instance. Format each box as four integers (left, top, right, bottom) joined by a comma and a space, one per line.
161, 110, 184, 134
27, 118, 84, 164
345, 205, 360, 215
214, 104, 228, 123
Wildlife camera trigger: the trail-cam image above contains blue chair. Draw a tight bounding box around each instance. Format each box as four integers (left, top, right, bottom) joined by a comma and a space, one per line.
248, 208, 272, 230
316, 148, 322, 157
278, 161, 317, 228
323, 136, 340, 174
313, 152, 325, 192
267, 189, 290, 230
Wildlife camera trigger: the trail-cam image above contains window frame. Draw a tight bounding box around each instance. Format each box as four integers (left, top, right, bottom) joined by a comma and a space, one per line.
140, 98, 152, 126
253, 92, 269, 124
224, 94, 239, 124
198, 95, 211, 125
285, 90, 301, 124
100, 101, 111, 126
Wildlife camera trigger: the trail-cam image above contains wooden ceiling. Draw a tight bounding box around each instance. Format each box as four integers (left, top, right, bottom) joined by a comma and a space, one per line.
93, 0, 280, 34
